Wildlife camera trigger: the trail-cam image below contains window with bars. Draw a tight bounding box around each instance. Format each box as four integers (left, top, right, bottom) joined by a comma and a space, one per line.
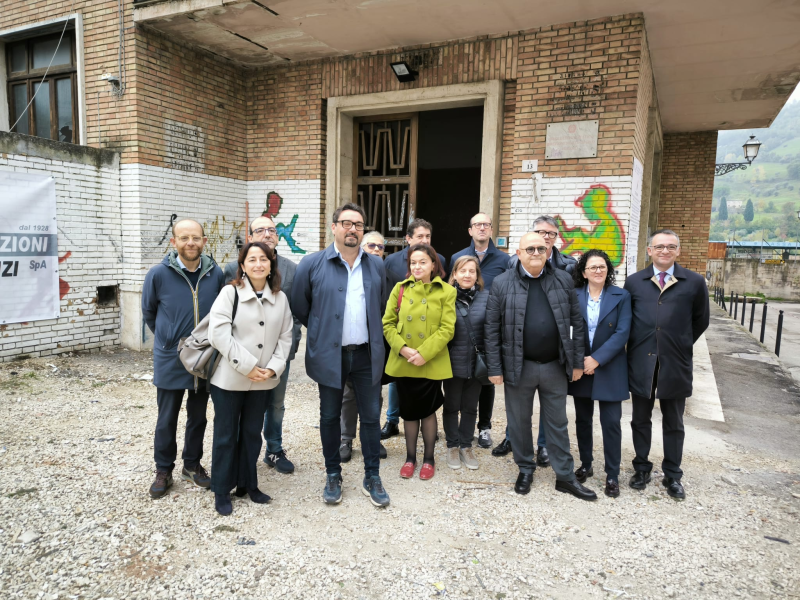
7, 32, 78, 144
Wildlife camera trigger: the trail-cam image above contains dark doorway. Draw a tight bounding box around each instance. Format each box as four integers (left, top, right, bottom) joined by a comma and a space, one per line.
416, 106, 483, 263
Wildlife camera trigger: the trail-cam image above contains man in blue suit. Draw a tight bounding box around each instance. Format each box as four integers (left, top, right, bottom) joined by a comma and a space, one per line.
291, 203, 390, 508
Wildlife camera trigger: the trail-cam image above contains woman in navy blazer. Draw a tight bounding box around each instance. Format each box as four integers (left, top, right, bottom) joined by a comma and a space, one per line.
568, 249, 631, 498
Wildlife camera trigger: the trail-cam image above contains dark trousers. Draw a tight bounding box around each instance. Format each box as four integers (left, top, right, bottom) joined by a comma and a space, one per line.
573, 397, 622, 479
154, 387, 208, 472
209, 385, 267, 494
442, 376, 482, 448
318, 345, 381, 477
504, 359, 575, 481
630, 364, 686, 480
476, 384, 494, 430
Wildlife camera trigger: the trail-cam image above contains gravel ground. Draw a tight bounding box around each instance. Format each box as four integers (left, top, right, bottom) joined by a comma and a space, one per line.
1, 349, 799, 599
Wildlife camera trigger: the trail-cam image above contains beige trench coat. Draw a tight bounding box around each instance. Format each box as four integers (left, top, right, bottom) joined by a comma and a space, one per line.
208, 279, 293, 391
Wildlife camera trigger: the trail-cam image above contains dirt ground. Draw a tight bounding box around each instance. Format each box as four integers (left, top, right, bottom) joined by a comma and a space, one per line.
0, 346, 799, 599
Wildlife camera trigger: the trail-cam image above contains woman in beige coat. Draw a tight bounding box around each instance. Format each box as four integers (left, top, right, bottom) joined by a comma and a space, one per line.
208, 241, 293, 516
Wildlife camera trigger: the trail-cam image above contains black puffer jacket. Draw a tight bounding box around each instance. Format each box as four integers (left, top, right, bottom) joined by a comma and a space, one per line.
447, 290, 489, 380
485, 261, 584, 384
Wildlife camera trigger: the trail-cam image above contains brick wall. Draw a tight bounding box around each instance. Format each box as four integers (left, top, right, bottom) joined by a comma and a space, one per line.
498, 80, 517, 243
657, 131, 718, 274
0, 135, 122, 361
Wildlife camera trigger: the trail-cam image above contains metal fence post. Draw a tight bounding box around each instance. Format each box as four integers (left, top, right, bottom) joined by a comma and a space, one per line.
775, 310, 784, 357
721, 289, 726, 312
749, 299, 755, 333
760, 302, 768, 344
734, 293, 738, 320
741, 295, 746, 326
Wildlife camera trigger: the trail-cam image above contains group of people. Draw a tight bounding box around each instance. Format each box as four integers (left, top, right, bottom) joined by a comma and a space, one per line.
142, 201, 709, 515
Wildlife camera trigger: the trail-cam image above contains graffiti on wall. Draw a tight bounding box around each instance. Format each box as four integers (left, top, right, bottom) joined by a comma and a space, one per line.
554, 184, 626, 267
263, 191, 306, 254
203, 216, 245, 265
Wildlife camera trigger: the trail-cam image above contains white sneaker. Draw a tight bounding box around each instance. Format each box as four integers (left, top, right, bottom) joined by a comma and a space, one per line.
477, 429, 493, 448
446, 447, 461, 469
460, 447, 479, 470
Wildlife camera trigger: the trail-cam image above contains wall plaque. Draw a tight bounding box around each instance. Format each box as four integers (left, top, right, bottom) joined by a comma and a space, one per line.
545, 120, 599, 160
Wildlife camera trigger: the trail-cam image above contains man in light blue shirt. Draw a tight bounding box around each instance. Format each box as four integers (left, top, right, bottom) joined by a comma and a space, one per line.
292, 203, 390, 508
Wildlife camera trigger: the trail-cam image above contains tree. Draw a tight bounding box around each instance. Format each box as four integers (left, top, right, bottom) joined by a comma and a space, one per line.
788, 163, 800, 179
718, 196, 729, 221
743, 198, 754, 222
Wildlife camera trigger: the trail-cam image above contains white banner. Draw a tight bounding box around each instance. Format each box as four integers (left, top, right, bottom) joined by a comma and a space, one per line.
0, 172, 60, 324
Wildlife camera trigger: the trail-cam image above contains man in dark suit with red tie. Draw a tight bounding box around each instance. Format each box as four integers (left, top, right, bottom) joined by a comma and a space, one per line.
623, 229, 709, 499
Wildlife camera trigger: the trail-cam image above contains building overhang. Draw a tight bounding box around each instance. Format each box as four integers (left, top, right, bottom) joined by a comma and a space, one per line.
133, 0, 800, 133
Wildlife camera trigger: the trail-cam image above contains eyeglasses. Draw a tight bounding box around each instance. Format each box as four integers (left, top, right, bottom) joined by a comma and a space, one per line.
470, 222, 492, 229
586, 266, 608, 273
650, 244, 679, 252
524, 246, 548, 255
177, 236, 203, 243
533, 230, 558, 239
252, 227, 278, 236
336, 220, 365, 231
366, 243, 385, 251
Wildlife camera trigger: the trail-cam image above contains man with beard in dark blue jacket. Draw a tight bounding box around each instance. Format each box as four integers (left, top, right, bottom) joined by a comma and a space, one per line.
142, 219, 225, 499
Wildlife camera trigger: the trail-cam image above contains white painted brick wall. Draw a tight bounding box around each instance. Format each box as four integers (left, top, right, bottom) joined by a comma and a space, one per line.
247, 179, 322, 263
0, 153, 122, 361
511, 175, 634, 280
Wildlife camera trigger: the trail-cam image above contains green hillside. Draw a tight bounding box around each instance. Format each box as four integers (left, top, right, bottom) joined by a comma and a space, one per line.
710, 101, 800, 242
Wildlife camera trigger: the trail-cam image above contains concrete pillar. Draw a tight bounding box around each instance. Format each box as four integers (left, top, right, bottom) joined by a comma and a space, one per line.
657, 131, 718, 275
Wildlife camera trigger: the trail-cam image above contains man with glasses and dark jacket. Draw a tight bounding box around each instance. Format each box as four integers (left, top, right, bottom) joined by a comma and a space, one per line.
291, 203, 390, 508
447, 213, 511, 450
142, 219, 225, 499
491, 215, 576, 465
485, 232, 596, 500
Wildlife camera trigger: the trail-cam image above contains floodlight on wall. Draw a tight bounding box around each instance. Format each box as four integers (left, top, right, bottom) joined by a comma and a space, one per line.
390, 61, 417, 83
715, 135, 763, 176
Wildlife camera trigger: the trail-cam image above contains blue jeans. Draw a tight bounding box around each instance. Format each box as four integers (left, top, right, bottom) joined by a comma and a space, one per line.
506, 411, 547, 447
318, 345, 381, 477
385, 382, 400, 425
262, 361, 291, 454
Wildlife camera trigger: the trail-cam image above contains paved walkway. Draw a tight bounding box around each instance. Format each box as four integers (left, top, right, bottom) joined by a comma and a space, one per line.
724, 300, 800, 381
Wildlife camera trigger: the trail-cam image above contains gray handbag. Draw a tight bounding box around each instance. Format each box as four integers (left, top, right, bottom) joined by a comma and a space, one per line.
178, 287, 238, 385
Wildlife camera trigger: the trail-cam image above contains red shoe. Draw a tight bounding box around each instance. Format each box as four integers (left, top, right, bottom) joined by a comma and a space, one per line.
400, 461, 417, 479
419, 463, 435, 480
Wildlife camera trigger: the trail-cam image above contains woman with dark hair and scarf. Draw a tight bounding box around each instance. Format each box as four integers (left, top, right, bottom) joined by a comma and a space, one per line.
383, 243, 456, 481
568, 249, 631, 498
442, 255, 490, 471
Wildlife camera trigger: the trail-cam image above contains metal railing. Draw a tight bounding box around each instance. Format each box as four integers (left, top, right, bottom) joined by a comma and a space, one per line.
713, 287, 784, 356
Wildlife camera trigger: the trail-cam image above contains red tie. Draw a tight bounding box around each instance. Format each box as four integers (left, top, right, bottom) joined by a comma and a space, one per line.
658, 272, 666, 289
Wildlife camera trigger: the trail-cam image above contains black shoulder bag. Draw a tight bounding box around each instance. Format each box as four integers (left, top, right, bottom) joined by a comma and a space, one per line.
455, 302, 490, 385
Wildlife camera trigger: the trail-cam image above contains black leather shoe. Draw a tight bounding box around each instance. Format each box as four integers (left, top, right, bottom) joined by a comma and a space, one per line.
575, 465, 593, 483
662, 477, 686, 499
339, 440, 352, 463
492, 438, 512, 457
536, 446, 550, 467
379, 442, 387, 460
629, 470, 652, 490
555, 479, 597, 501
514, 472, 533, 495
380, 421, 400, 439
605, 478, 620, 498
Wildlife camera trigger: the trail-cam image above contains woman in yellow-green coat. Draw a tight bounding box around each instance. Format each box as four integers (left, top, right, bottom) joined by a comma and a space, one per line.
383, 243, 456, 481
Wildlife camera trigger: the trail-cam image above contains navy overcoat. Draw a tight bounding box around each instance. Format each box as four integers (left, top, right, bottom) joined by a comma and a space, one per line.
567, 285, 631, 401
291, 244, 386, 386
623, 263, 710, 399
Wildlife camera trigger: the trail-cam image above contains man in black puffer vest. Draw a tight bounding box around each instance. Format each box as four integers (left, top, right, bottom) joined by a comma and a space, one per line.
485, 232, 596, 500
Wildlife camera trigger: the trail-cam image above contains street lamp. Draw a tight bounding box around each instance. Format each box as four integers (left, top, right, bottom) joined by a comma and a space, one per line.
715, 135, 762, 176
